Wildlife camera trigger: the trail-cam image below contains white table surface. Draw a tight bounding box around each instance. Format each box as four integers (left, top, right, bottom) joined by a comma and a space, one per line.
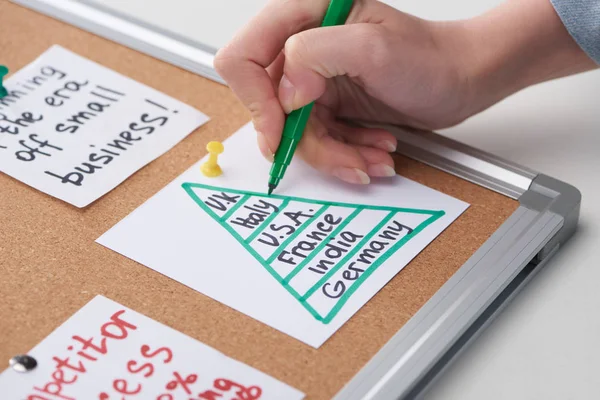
90, 0, 600, 398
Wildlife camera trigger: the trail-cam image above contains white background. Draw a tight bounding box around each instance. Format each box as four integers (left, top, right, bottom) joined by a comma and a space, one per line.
89, 0, 600, 398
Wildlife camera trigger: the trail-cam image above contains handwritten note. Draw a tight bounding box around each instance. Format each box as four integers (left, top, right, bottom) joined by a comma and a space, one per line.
0, 296, 304, 399
98, 123, 469, 347
0, 45, 208, 207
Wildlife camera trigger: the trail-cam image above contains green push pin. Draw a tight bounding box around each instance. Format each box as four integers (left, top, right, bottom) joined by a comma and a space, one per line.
0, 65, 9, 99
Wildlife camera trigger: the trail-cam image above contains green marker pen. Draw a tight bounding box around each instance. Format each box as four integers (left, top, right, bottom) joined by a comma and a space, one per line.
267, 0, 354, 195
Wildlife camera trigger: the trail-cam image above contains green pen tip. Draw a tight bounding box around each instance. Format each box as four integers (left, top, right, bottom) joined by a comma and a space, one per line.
268, 183, 276, 196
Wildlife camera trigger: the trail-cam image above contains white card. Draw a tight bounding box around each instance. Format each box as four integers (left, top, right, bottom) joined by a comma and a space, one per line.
98, 123, 469, 348
0, 45, 208, 207
0, 295, 304, 399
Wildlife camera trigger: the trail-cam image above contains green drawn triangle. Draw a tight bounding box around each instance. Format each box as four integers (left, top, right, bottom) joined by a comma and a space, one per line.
182, 182, 445, 324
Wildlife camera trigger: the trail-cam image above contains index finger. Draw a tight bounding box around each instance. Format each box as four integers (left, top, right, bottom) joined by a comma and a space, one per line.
214, 0, 331, 155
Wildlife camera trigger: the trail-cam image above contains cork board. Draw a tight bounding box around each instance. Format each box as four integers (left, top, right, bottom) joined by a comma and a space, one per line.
0, 1, 519, 398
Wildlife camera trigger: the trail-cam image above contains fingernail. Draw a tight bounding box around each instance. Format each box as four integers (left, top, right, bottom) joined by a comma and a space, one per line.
256, 131, 274, 162
279, 75, 297, 113
333, 167, 371, 185
377, 140, 397, 153
367, 164, 396, 177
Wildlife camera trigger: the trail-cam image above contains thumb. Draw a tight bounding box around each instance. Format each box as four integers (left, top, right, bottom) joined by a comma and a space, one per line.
279, 23, 386, 113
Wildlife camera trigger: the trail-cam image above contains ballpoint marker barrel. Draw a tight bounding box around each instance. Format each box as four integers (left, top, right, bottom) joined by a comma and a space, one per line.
268, 103, 314, 194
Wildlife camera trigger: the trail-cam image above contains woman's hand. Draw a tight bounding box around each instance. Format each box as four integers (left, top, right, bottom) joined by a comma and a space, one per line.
215, 0, 596, 184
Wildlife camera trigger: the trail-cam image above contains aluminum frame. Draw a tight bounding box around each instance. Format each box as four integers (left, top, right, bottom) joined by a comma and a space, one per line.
334, 128, 579, 399
11, 1, 581, 398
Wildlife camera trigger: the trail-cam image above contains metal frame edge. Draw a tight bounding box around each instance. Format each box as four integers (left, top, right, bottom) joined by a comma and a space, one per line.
11, 0, 224, 84
333, 173, 580, 400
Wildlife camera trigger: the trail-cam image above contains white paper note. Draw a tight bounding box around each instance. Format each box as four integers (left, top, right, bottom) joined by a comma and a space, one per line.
0, 295, 304, 399
0, 45, 208, 207
98, 123, 469, 348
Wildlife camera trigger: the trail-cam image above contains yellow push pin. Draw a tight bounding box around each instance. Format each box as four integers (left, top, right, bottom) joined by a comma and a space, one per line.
201, 141, 224, 177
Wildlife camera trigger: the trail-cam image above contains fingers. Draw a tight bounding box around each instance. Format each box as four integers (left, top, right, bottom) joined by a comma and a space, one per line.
219, 0, 330, 69
266, 51, 285, 88
279, 23, 388, 113
345, 129, 397, 153
255, 52, 285, 161
298, 119, 370, 184
297, 109, 396, 185
322, 110, 397, 153
356, 146, 397, 178
215, 0, 331, 160
331, 122, 397, 178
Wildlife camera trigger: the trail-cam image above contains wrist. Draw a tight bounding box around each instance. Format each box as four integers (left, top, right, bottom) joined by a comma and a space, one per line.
448, 0, 597, 118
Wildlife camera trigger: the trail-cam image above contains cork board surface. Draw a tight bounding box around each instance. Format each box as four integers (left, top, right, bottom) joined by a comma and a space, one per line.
0, 1, 519, 398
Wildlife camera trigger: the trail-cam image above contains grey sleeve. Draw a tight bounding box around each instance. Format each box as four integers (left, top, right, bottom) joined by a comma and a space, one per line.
551, 0, 600, 64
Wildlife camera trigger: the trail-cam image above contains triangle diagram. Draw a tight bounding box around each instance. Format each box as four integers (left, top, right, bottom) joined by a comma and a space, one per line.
182, 182, 445, 324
